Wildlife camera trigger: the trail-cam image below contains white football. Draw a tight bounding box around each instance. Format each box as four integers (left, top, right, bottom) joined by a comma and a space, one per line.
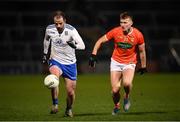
44, 74, 59, 89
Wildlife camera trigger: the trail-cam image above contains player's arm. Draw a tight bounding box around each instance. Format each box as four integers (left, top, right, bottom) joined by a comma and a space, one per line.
67, 29, 85, 50
89, 35, 109, 67
92, 35, 108, 55
74, 33, 85, 50
43, 29, 51, 64
138, 43, 146, 68
138, 43, 147, 74
43, 29, 51, 54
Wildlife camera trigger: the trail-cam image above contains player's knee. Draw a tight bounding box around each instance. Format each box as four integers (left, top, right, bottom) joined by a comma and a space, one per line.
123, 82, 132, 88
49, 66, 62, 77
112, 87, 119, 94
68, 91, 74, 96
67, 88, 75, 96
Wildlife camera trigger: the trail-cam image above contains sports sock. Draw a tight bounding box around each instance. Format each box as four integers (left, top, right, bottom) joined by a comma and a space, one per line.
53, 98, 58, 105
124, 93, 129, 99
112, 92, 120, 105
124, 86, 130, 99
115, 102, 120, 108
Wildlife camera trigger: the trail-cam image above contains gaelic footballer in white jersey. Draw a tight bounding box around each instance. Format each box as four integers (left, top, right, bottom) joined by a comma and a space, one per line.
43, 10, 85, 116
43, 23, 85, 65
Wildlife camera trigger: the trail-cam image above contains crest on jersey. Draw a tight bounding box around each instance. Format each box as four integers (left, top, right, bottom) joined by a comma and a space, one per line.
129, 36, 134, 42
65, 31, 68, 35
54, 38, 64, 46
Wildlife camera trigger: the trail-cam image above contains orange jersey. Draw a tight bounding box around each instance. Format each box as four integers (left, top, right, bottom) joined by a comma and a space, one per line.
106, 26, 144, 64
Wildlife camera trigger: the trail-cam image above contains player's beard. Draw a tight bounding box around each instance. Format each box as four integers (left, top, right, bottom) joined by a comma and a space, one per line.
57, 27, 64, 34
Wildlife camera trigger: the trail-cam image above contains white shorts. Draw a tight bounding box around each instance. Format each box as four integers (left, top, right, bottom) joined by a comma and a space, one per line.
110, 58, 136, 71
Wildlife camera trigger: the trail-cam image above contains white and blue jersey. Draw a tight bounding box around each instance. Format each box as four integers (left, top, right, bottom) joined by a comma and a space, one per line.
44, 23, 85, 64
43, 23, 85, 80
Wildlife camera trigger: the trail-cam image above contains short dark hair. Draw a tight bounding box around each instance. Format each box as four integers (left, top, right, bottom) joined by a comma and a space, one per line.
120, 11, 133, 20
53, 10, 66, 20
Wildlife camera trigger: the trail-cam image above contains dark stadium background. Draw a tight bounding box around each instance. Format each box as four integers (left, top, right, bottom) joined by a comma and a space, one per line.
0, 0, 180, 121
0, 0, 180, 74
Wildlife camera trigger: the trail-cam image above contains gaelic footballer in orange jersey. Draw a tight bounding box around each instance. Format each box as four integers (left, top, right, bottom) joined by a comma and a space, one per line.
105, 27, 144, 64
89, 11, 147, 115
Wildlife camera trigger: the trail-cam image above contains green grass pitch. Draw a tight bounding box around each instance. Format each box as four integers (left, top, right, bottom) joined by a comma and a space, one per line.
0, 73, 180, 121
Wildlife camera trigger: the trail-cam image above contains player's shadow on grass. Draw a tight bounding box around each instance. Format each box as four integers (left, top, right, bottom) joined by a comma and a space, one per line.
74, 112, 110, 117
75, 111, 167, 117
123, 111, 167, 115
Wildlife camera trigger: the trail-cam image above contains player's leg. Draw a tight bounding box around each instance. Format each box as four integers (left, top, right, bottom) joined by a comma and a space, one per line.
61, 63, 77, 117
49, 65, 62, 114
64, 78, 76, 117
122, 64, 135, 112
110, 59, 123, 115
111, 71, 122, 115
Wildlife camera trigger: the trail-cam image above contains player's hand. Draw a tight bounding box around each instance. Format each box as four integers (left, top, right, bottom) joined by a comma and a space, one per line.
67, 37, 76, 49
67, 40, 77, 49
137, 67, 147, 75
42, 53, 48, 64
89, 54, 97, 68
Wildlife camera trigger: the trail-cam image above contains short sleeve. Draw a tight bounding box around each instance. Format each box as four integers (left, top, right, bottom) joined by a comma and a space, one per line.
137, 31, 145, 45
105, 28, 116, 40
